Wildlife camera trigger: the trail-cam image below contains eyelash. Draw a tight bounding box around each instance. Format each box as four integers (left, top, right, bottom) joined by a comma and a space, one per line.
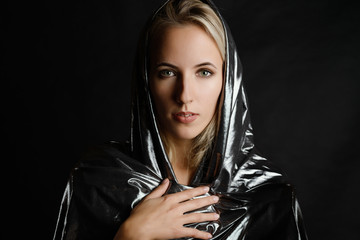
159, 69, 176, 78
158, 69, 213, 78
197, 69, 213, 77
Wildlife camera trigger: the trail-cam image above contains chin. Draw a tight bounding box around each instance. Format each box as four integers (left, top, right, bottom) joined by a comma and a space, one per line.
172, 127, 203, 141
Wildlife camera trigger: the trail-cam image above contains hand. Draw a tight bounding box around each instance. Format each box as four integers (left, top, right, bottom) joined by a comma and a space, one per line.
114, 178, 219, 240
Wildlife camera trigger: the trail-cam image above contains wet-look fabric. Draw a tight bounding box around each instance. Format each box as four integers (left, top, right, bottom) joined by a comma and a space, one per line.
53, 0, 308, 239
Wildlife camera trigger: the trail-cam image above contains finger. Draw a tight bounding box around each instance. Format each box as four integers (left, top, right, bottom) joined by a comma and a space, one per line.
180, 227, 213, 240
182, 212, 220, 225
145, 178, 170, 199
170, 186, 210, 203
180, 195, 219, 213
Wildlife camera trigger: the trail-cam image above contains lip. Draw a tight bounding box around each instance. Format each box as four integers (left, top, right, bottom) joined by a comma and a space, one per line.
172, 111, 199, 123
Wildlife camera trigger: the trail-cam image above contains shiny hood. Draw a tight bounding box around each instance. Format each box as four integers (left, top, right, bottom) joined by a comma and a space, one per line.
130, 0, 282, 190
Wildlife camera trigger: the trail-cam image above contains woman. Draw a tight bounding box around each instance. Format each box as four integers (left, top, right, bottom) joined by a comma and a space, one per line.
54, 0, 308, 239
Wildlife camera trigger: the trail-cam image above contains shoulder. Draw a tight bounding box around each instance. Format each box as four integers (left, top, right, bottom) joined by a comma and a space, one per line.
74, 141, 156, 178
77, 140, 133, 168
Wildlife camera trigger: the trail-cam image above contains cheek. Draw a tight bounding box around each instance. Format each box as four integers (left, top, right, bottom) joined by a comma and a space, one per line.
150, 83, 173, 114
199, 78, 223, 111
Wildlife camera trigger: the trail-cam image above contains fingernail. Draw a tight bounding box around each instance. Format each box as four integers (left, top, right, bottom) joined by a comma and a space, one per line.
162, 178, 169, 184
214, 213, 220, 219
203, 186, 210, 192
212, 196, 219, 202
206, 233, 212, 239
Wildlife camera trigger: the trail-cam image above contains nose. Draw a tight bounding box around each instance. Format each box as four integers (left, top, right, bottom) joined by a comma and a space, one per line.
175, 73, 193, 105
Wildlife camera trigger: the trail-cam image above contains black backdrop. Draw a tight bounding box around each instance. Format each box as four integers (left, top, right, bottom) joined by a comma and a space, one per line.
3, 0, 360, 239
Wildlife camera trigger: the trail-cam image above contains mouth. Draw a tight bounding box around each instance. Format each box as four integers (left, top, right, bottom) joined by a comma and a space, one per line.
175, 112, 197, 117
172, 111, 199, 123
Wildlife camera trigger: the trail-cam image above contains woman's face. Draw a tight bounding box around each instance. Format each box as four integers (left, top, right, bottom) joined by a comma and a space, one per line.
149, 24, 223, 142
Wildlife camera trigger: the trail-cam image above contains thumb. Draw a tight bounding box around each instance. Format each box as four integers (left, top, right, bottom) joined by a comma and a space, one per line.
145, 178, 170, 199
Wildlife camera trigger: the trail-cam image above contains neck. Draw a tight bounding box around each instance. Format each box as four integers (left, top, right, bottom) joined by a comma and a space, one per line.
169, 138, 194, 185
173, 139, 190, 163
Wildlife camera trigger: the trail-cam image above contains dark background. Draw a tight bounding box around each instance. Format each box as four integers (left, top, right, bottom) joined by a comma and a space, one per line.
3, 0, 360, 239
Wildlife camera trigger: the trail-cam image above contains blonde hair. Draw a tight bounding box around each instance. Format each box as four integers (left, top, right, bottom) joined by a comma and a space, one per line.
149, 0, 225, 169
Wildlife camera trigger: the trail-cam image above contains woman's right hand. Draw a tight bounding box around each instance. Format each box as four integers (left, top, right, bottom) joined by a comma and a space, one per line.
114, 178, 219, 240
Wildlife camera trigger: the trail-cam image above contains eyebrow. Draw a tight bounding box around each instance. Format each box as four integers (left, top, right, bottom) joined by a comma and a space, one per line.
194, 62, 217, 69
155, 62, 178, 69
155, 62, 217, 69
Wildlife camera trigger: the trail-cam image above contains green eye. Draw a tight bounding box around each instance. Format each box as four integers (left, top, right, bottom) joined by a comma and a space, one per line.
159, 70, 175, 77
198, 70, 212, 77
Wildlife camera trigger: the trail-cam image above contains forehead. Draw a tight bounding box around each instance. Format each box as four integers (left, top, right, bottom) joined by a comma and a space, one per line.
149, 24, 222, 66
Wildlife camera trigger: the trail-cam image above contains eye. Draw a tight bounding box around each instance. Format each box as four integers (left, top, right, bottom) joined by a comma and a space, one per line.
197, 69, 212, 77
159, 69, 176, 78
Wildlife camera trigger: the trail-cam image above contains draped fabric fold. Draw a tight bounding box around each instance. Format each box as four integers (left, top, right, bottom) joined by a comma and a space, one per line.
54, 0, 308, 239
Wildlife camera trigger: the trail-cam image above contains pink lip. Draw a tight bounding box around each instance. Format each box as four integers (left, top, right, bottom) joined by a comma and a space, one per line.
172, 111, 199, 123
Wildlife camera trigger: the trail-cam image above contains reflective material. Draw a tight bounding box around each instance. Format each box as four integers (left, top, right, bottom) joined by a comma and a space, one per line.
53, 0, 308, 239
